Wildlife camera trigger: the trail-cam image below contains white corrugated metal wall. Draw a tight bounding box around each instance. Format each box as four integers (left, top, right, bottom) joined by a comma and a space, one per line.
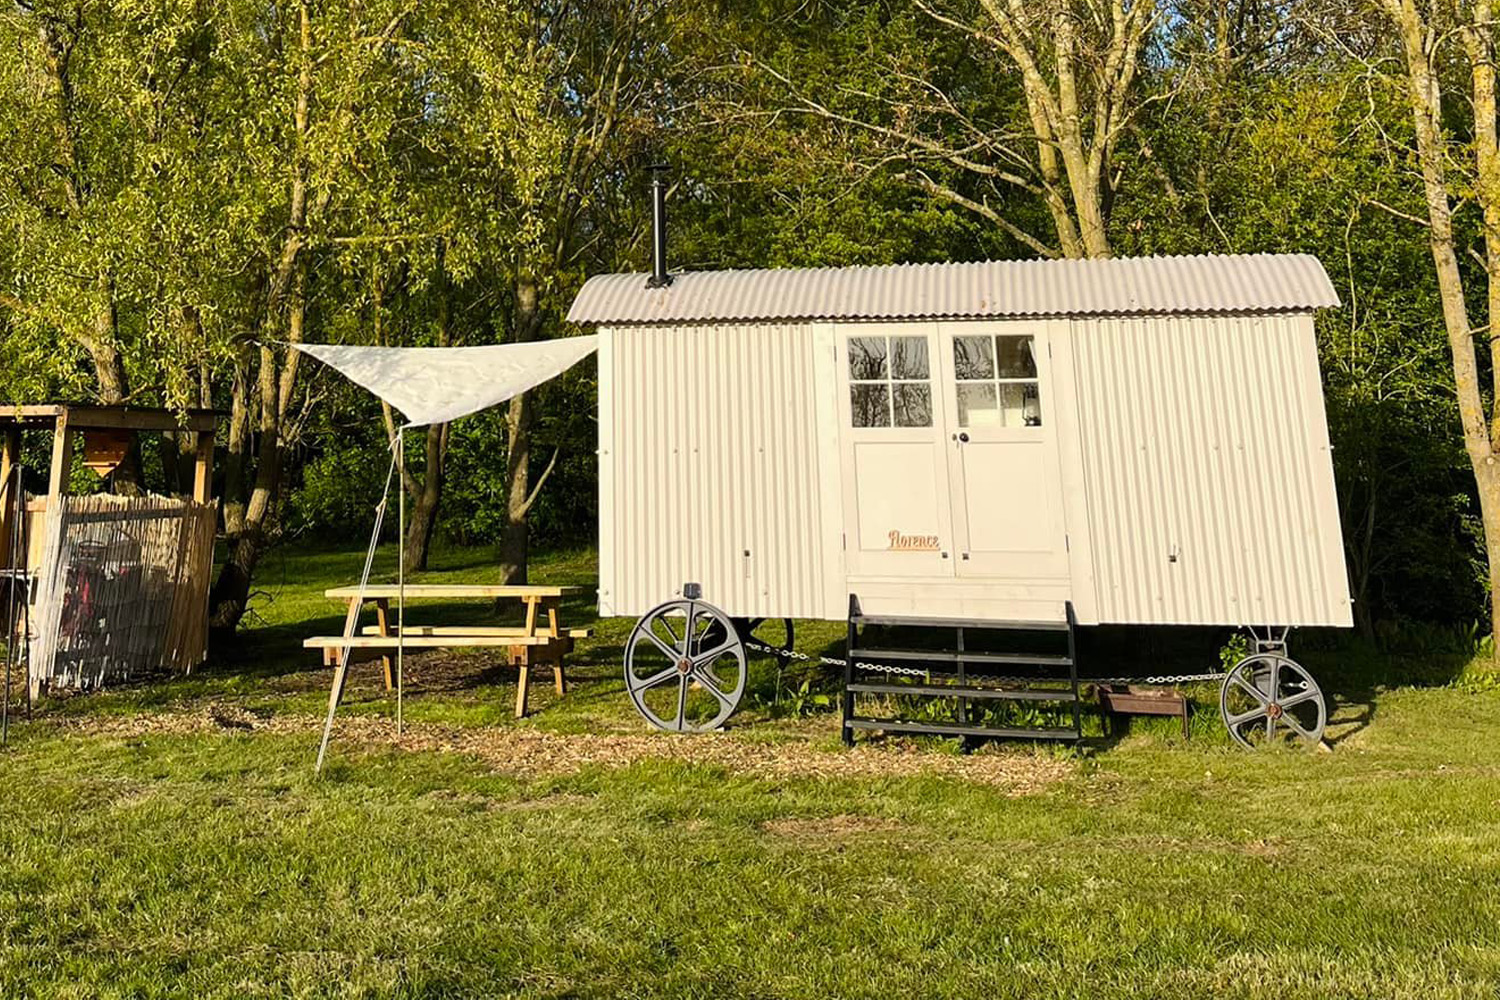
1068, 313, 1352, 626
598, 323, 840, 619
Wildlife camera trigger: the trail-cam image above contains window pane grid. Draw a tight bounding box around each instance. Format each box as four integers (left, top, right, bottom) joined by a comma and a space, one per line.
953, 334, 1042, 429
849, 335, 932, 428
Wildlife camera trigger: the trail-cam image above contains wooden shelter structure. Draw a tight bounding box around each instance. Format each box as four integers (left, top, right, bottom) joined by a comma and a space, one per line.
1, 404, 218, 695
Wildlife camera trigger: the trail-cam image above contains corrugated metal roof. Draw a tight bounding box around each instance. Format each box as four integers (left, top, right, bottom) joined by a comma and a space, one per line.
567, 254, 1339, 325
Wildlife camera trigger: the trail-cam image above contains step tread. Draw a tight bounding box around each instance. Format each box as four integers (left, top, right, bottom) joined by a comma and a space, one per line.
847, 682, 1078, 702
851, 648, 1073, 667
846, 718, 1081, 741
852, 614, 1068, 631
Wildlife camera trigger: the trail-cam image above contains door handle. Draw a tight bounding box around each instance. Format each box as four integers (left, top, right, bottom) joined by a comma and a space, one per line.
957, 432, 970, 443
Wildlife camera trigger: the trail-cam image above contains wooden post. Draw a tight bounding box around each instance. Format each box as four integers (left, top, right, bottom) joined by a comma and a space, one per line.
191, 430, 213, 505
374, 598, 393, 691
546, 600, 566, 695
513, 647, 530, 718
0, 428, 19, 569
47, 413, 74, 507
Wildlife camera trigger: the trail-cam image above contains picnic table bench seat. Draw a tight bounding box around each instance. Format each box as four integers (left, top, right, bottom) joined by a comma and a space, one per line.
356, 624, 593, 638
303, 634, 563, 649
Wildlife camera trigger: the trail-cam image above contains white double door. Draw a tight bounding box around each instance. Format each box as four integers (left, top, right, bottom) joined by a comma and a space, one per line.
838, 321, 1069, 582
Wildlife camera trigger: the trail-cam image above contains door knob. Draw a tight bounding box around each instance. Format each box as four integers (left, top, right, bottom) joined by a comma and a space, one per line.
958, 432, 970, 443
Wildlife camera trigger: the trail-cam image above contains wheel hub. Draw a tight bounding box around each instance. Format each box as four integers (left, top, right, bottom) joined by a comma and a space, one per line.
677, 657, 692, 674
1266, 702, 1283, 719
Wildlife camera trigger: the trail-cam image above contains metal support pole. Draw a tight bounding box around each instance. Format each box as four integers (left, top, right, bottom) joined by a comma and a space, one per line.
397, 425, 405, 736
315, 443, 398, 773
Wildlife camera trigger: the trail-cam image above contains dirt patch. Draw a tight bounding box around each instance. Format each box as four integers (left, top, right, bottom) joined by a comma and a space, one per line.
58, 705, 1072, 793
761, 814, 908, 841
1239, 837, 1288, 858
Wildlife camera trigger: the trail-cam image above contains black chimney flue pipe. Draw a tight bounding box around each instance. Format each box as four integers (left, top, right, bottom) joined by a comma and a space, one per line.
646, 164, 672, 289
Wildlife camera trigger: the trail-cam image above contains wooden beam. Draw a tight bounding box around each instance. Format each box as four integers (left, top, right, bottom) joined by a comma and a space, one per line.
192, 430, 214, 504
0, 405, 64, 428
0, 427, 19, 568
47, 414, 74, 503
0, 404, 219, 433
56, 405, 218, 433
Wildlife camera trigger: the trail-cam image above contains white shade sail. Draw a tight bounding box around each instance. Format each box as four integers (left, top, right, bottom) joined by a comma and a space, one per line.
293, 337, 598, 427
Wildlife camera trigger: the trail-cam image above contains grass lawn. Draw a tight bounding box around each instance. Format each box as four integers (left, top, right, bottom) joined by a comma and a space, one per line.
2, 543, 1499, 998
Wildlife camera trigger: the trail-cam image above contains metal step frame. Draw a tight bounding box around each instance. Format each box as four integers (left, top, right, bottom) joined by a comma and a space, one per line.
841, 594, 1084, 747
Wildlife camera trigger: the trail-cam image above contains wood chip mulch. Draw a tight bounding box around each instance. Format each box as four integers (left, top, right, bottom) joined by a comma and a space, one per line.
56, 705, 1072, 793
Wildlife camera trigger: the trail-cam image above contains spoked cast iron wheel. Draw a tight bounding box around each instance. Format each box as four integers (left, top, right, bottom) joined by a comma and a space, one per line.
1219, 653, 1327, 748
625, 599, 747, 732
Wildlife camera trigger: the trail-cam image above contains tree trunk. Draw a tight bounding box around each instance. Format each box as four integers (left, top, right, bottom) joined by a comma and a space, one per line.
1380, 0, 1500, 648
498, 274, 543, 584
403, 423, 447, 570
499, 392, 533, 585
158, 432, 180, 495
208, 0, 316, 640
1475, 462, 1500, 647
958, 0, 1139, 260
82, 279, 146, 495
209, 273, 305, 637
208, 419, 282, 636
379, 248, 452, 572
222, 348, 251, 536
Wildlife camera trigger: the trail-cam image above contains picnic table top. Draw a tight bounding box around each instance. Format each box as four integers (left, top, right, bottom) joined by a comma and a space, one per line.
325, 584, 585, 600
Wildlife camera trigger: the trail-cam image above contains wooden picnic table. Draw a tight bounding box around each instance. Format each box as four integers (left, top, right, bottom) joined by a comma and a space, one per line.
306, 583, 589, 718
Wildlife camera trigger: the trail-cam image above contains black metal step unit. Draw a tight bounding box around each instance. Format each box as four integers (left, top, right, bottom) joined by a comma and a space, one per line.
841, 595, 1084, 747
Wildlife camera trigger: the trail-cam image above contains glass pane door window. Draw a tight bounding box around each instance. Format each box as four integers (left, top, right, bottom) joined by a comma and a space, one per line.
953, 334, 1041, 428
848, 335, 933, 428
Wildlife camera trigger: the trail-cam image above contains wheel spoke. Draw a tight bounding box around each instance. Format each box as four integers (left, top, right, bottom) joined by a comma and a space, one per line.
694, 668, 736, 709
641, 628, 679, 662
1227, 706, 1266, 727
1231, 673, 1270, 705
1265, 713, 1275, 740
656, 613, 681, 650
692, 637, 741, 667
1280, 712, 1315, 740
630, 663, 679, 692
681, 603, 697, 658
1278, 688, 1320, 710
675, 674, 689, 732
1268, 657, 1282, 699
